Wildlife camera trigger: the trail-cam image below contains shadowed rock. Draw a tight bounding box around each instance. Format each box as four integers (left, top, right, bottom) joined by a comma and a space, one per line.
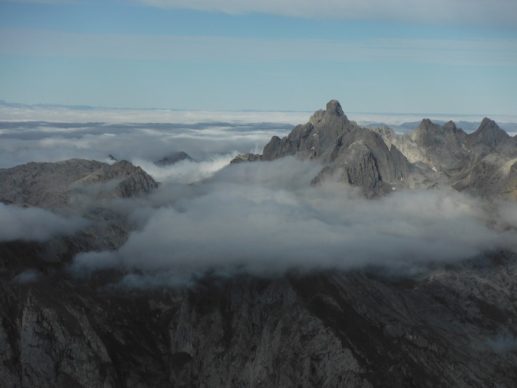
154, 151, 193, 166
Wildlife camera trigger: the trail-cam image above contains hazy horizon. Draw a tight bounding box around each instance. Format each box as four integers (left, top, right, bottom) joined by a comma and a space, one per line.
1, 0, 516, 114
1, 99, 517, 136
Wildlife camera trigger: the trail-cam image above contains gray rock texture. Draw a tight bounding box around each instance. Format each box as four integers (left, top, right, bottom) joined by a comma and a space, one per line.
0, 159, 158, 275
260, 100, 517, 198
262, 100, 411, 196
373, 117, 517, 199
0, 159, 158, 208
1, 253, 517, 387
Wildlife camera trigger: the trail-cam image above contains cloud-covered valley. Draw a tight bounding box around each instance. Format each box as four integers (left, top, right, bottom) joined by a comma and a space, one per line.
1, 108, 517, 286
72, 157, 517, 284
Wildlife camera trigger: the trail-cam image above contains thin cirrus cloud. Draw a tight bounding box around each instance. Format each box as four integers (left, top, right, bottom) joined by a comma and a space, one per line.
1, 28, 516, 66
137, 0, 517, 24
0, 0, 78, 3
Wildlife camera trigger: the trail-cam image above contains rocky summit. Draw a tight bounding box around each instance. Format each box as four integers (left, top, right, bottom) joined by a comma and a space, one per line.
1, 101, 517, 387
235, 100, 517, 198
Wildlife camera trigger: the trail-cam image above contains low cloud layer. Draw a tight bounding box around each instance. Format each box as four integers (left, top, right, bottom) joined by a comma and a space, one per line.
0, 119, 289, 168
1, 107, 516, 285
0, 203, 87, 242
1, 106, 515, 169
72, 158, 517, 282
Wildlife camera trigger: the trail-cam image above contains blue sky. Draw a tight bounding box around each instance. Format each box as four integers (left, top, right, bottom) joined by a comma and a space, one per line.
0, 0, 516, 114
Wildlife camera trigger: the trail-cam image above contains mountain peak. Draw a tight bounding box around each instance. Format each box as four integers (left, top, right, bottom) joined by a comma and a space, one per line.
418, 118, 434, 129
443, 120, 457, 131
469, 117, 509, 148
479, 117, 499, 131
326, 100, 345, 116
477, 117, 507, 136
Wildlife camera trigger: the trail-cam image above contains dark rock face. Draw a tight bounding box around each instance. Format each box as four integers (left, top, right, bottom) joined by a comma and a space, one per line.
154, 151, 193, 167
2, 254, 517, 388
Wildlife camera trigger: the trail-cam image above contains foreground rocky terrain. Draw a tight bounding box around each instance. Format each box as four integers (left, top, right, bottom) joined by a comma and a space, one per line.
1, 101, 517, 387
2, 254, 517, 388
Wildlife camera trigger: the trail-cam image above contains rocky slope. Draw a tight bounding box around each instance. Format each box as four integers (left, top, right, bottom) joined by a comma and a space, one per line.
372, 116, 517, 198
260, 100, 411, 196
0, 159, 158, 208
0, 159, 157, 277
1, 253, 517, 388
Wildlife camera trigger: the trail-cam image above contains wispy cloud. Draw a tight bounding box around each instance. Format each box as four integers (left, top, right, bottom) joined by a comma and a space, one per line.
0, 0, 78, 4
137, 0, 517, 24
0, 203, 87, 242
1, 28, 516, 66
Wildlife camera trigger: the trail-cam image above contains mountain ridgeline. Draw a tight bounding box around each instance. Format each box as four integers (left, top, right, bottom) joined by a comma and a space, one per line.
1, 101, 517, 387
235, 100, 517, 198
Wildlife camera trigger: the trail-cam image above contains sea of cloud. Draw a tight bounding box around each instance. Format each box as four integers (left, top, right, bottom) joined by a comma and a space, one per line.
1, 104, 515, 170
0, 119, 290, 168
1, 106, 516, 285
71, 157, 517, 285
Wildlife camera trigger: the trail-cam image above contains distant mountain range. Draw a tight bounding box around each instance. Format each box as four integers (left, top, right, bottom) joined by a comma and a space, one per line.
234, 100, 517, 199
365, 120, 517, 135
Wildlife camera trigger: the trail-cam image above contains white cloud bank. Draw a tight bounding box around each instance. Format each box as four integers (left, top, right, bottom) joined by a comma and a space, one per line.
0, 114, 290, 168
138, 0, 517, 24
72, 158, 517, 282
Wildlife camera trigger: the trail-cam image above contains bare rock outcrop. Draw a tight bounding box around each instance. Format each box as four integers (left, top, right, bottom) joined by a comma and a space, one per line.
257, 100, 517, 198
373, 117, 517, 198
0, 159, 158, 208
2, 254, 517, 387
262, 100, 412, 196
